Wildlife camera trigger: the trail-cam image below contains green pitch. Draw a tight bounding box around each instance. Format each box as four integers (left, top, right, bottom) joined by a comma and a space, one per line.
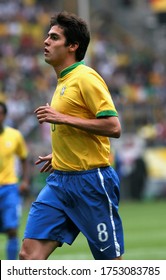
0, 200, 165, 260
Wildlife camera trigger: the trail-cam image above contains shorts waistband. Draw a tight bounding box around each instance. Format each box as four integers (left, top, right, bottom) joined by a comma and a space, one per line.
52, 166, 111, 176
0, 183, 18, 188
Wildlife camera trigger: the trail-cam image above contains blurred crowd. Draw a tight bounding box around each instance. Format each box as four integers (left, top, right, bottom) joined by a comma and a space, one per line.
0, 0, 166, 198
0, 0, 57, 132
91, 28, 166, 146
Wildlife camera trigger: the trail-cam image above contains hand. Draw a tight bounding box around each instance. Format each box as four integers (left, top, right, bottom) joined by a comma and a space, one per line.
19, 180, 29, 196
35, 153, 53, 173
34, 103, 67, 124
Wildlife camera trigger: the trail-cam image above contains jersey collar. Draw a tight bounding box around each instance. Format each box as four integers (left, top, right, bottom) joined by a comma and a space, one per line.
60, 61, 85, 78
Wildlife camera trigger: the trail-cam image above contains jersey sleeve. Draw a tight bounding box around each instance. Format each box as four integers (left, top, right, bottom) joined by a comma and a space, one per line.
78, 70, 118, 118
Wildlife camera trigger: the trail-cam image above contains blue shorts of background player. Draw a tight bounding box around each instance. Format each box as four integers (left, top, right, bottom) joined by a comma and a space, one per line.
0, 184, 21, 259
24, 166, 124, 259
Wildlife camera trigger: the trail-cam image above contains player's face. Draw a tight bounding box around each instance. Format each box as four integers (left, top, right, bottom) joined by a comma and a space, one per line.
44, 25, 69, 67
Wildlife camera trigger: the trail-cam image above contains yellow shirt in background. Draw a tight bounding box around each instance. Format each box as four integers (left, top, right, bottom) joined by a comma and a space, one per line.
0, 127, 28, 184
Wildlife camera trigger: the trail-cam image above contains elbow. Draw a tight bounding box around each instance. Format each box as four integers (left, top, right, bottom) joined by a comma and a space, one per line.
111, 128, 121, 138
100, 117, 121, 138
113, 129, 121, 138
109, 121, 121, 138
106, 128, 121, 138
113, 117, 121, 138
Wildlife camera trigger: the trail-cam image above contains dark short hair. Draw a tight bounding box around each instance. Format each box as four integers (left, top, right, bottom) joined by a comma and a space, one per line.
50, 11, 90, 61
0, 102, 7, 115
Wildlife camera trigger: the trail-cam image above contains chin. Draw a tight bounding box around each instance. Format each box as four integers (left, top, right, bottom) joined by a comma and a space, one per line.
45, 58, 52, 65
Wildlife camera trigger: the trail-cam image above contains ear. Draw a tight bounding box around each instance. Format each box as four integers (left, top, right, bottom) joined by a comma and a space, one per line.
68, 42, 79, 53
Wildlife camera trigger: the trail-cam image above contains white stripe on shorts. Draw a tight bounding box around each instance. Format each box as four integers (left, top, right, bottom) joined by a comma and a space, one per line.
98, 168, 121, 257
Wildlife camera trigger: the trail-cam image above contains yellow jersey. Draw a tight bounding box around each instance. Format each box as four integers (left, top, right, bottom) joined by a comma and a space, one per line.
0, 126, 28, 184
51, 62, 118, 171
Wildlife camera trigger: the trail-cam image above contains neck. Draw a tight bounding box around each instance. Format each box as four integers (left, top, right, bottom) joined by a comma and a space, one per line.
53, 58, 77, 78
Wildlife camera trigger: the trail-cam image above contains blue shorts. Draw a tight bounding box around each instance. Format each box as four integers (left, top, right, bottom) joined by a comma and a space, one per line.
24, 166, 124, 259
0, 184, 21, 232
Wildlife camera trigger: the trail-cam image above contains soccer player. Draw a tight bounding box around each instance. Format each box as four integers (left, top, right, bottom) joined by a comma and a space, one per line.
19, 11, 124, 260
0, 102, 29, 259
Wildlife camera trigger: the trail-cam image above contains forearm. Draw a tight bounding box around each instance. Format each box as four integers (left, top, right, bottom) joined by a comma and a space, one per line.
61, 115, 121, 138
19, 158, 30, 194
35, 105, 121, 138
21, 158, 29, 183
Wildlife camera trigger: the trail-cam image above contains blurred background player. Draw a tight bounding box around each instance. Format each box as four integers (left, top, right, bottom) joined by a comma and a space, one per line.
0, 102, 29, 260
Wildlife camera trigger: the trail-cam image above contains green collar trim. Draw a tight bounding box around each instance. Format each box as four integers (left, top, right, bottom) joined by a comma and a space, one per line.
60, 61, 85, 78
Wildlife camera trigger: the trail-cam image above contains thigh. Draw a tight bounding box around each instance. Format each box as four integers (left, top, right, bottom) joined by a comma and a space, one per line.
19, 238, 60, 260
24, 184, 79, 245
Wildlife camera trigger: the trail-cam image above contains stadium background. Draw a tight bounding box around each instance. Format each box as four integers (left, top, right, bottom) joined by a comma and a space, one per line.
0, 0, 166, 259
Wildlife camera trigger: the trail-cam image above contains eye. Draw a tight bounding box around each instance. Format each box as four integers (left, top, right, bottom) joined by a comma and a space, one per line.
51, 34, 58, 40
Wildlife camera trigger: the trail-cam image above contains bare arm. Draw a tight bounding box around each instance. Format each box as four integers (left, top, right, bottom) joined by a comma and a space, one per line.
19, 158, 29, 194
34, 105, 121, 138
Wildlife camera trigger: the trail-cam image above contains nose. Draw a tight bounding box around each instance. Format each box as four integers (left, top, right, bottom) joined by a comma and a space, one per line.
44, 37, 50, 46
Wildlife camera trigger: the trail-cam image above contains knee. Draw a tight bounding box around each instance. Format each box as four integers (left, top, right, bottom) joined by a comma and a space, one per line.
19, 247, 38, 260
19, 246, 40, 260
19, 242, 37, 260
19, 247, 29, 260
19, 242, 44, 260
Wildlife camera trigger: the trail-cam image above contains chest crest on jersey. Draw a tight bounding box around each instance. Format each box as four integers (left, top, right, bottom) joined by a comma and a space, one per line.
60, 86, 66, 96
